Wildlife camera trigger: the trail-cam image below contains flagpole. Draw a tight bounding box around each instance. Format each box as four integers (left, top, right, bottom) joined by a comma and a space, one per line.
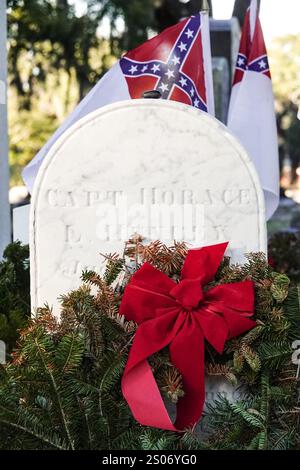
201, 0, 215, 116
0, 0, 11, 258
201, 0, 210, 13
249, 0, 258, 40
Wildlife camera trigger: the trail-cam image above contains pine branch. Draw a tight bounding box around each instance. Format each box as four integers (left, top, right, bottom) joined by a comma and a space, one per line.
230, 402, 265, 429
34, 337, 75, 450
0, 418, 67, 450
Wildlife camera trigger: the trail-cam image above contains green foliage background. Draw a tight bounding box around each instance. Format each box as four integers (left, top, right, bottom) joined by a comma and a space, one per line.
0, 242, 30, 352
7, 0, 300, 185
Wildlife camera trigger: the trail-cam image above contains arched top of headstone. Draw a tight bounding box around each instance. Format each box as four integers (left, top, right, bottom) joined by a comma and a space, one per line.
30, 99, 266, 313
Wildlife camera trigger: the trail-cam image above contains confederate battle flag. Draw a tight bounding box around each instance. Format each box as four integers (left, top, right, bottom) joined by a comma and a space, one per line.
23, 12, 214, 194
228, 0, 279, 220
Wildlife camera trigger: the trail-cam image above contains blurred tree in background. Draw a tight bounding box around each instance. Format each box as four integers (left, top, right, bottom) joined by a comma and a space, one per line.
7, 0, 113, 184
0, 242, 30, 353
269, 35, 300, 177
6, 0, 300, 186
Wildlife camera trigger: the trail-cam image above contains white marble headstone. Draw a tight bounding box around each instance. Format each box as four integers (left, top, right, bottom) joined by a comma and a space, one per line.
30, 100, 266, 313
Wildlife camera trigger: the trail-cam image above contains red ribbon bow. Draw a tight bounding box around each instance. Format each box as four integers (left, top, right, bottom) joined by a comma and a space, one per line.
120, 242, 256, 431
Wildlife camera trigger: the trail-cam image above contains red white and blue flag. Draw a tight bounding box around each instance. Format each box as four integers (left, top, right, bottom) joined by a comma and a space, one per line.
23, 12, 214, 193
228, 0, 279, 220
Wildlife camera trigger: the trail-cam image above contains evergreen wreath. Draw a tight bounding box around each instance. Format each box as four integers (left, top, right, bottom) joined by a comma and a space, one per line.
0, 236, 299, 450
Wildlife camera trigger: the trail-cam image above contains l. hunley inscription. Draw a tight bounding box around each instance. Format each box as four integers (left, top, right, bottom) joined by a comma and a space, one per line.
45, 186, 255, 244
31, 100, 267, 314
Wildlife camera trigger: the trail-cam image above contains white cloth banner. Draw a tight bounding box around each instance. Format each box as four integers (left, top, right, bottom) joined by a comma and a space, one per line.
228, 0, 279, 220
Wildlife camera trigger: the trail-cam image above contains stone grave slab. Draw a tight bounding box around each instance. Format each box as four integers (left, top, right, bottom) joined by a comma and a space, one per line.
30, 99, 267, 313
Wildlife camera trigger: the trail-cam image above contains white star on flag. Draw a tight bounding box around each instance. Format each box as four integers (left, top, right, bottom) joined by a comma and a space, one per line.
238, 57, 245, 66
171, 56, 180, 65
178, 42, 187, 52
179, 77, 187, 87
142, 65, 148, 72
129, 65, 138, 74
165, 69, 175, 79
151, 64, 160, 73
159, 83, 169, 93
185, 28, 194, 39
258, 59, 266, 69
190, 88, 195, 97
194, 98, 200, 107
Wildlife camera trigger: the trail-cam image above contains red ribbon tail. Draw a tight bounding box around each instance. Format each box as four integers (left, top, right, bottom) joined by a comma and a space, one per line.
122, 359, 176, 431
122, 310, 184, 431
169, 317, 205, 430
